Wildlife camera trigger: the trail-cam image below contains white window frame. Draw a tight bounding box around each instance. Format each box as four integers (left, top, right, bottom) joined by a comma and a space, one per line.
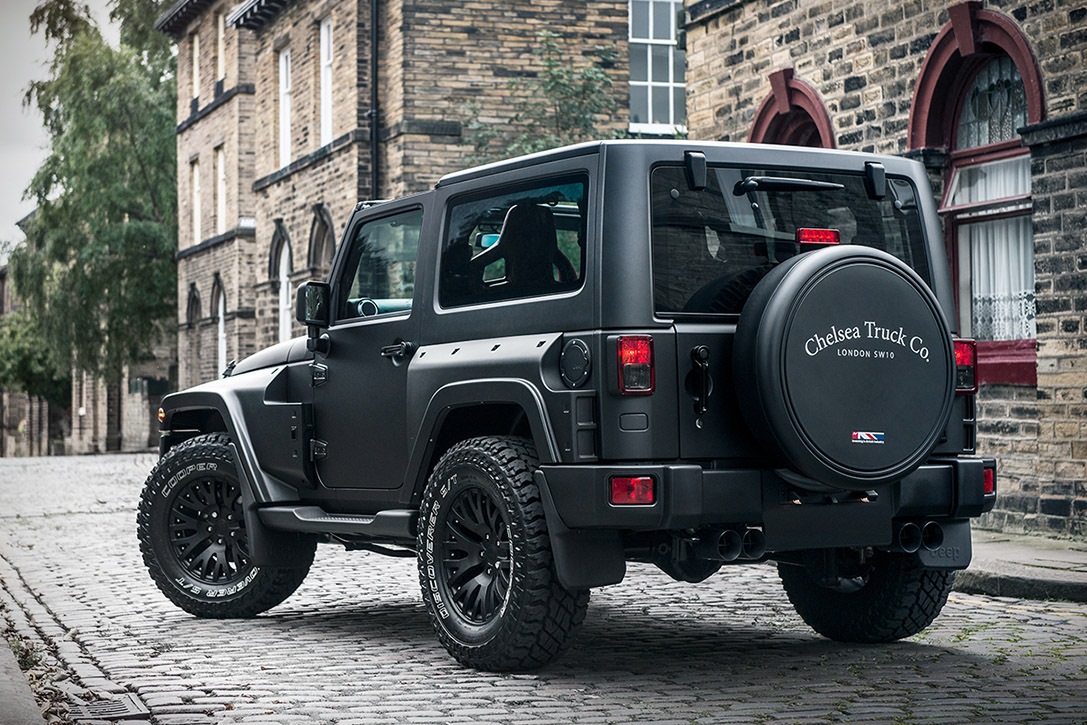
628, 0, 686, 136
216, 13, 226, 83
278, 242, 292, 343
191, 31, 200, 100
944, 153, 1034, 341
278, 48, 292, 168
190, 160, 201, 245
319, 17, 334, 147
215, 146, 227, 236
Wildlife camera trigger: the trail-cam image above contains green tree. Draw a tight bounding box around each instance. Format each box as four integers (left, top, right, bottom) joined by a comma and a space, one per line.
0, 308, 71, 409
10, 0, 176, 379
464, 30, 623, 164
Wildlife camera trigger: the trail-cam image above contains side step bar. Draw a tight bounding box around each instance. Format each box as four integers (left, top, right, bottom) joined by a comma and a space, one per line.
259, 505, 416, 540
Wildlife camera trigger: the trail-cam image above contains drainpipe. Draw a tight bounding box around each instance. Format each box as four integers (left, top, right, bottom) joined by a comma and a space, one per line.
369, 0, 380, 198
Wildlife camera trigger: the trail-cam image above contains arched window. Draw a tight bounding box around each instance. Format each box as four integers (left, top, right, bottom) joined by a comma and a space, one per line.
945, 57, 1034, 342
749, 68, 835, 148
185, 284, 201, 328
307, 203, 336, 275
910, 2, 1044, 385
213, 277, 227, 377
278, 240, 292, 342
269, 219, 294, 343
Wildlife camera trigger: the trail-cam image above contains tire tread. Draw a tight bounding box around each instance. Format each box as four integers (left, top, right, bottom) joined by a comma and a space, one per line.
137, 433, 313, 619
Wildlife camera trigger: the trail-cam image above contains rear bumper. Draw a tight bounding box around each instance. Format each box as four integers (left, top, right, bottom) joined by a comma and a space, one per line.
536, 457, 996, 553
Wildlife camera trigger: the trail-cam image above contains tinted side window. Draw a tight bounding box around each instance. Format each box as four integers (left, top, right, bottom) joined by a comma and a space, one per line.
650, 166, 931, 316
336, 208, 421, 321
440, 176, 587, 308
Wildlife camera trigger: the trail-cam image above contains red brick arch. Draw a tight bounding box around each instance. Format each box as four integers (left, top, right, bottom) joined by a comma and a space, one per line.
908, 1, 1044, 150
749, 68, 836, 148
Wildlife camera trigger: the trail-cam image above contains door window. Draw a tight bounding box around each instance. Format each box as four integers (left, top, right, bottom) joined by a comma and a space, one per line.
335, 208, 422, 321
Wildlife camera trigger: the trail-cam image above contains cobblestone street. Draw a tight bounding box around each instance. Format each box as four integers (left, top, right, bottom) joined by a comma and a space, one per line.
1, 454, 1086, 724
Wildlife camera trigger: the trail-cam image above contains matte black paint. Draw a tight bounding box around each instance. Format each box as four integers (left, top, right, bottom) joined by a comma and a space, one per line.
156, 141, 993, 585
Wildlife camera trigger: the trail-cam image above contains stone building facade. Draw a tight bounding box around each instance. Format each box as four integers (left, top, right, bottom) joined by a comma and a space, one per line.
156, 0, 638, 390
685, 0, 1087, 538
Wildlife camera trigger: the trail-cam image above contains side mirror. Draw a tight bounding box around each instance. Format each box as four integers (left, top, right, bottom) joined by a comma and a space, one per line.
296, 281, 331, 328
296, 282, 331, 354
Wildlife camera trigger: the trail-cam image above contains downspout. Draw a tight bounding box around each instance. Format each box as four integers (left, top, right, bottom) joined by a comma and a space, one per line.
369, 0, 380, 198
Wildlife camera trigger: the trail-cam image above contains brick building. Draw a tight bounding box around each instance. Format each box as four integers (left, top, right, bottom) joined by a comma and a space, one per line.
685, 0, 1086, 538
155, 0, 676, 389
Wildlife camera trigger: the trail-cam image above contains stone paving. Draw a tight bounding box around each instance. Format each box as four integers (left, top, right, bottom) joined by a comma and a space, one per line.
1, 453, 1087, 724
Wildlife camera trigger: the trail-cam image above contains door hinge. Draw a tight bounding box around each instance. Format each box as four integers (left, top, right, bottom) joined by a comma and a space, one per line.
311, 439, 328, 461
311, 362, 329, 387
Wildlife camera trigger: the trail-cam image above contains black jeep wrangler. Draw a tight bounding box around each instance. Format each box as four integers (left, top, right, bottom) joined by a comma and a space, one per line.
139, 141, 996, 671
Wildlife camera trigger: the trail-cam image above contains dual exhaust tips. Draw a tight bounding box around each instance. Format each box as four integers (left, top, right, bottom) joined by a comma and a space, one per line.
893, 520, 945, 553
695, 527, 766, 562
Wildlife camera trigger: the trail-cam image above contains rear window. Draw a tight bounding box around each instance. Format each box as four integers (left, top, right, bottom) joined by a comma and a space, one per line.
651, 165, 931, 316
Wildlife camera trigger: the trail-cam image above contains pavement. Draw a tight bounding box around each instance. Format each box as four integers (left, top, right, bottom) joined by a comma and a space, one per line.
958, 528, 1087, 604
2, 496, 1086, 724
0, 640, 44, 725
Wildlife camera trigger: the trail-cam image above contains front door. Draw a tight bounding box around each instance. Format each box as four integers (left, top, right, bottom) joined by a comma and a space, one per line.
311, 206, 423, 489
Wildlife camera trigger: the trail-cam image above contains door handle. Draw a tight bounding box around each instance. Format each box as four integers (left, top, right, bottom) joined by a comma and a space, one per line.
380, 340, 416, 361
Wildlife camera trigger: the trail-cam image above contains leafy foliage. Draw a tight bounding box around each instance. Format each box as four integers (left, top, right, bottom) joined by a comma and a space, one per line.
464, 30, 623, 164
10, 0, 176, 379
0, 308, 72, 408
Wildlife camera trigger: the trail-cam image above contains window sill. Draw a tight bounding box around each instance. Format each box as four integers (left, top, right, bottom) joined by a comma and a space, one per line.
977, 339, 1036, 387
629, 123, 687, 136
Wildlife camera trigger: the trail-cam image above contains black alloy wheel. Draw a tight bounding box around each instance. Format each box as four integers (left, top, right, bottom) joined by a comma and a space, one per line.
436, 484, 513, 625
168, 475, 249, 585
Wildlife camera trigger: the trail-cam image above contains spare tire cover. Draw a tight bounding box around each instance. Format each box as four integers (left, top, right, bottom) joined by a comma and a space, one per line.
734, 246, 954, 491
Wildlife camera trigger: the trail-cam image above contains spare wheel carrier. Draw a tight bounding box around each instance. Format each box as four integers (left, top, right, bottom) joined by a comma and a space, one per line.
734, 245, 954, 492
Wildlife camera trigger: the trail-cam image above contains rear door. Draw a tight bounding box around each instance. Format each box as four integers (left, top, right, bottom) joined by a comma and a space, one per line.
649, 162, 934, 459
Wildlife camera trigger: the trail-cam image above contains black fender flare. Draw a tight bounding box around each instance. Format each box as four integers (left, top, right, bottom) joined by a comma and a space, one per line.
403, 378, 559, 504
160, 386, 310, 568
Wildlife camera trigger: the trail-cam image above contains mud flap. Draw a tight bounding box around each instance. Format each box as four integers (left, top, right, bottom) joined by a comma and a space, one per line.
229, 442, 316, 568
535, 471, 625, 589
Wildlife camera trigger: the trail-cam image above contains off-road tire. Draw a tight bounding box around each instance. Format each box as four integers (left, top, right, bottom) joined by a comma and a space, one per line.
778, 552, 954, 642
137, 433, 314, 618
417, 436, 589, 671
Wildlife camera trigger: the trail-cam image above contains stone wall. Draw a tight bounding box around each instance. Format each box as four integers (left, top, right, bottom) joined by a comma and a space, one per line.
384, 0, 629, 198
174, 1, 260, 388
245, 0, 368, 352
685, 0, 1087, 538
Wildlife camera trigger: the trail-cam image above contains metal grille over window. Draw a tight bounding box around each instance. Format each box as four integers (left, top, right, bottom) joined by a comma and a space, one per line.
629, 0, 686, 134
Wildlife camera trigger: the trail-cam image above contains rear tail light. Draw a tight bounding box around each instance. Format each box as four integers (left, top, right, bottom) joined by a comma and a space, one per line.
610, 476, 656, 505
983, 466, 996, 496
617, 335, 654, 395
954, 338, 977, 394
796, 228, 840, 246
